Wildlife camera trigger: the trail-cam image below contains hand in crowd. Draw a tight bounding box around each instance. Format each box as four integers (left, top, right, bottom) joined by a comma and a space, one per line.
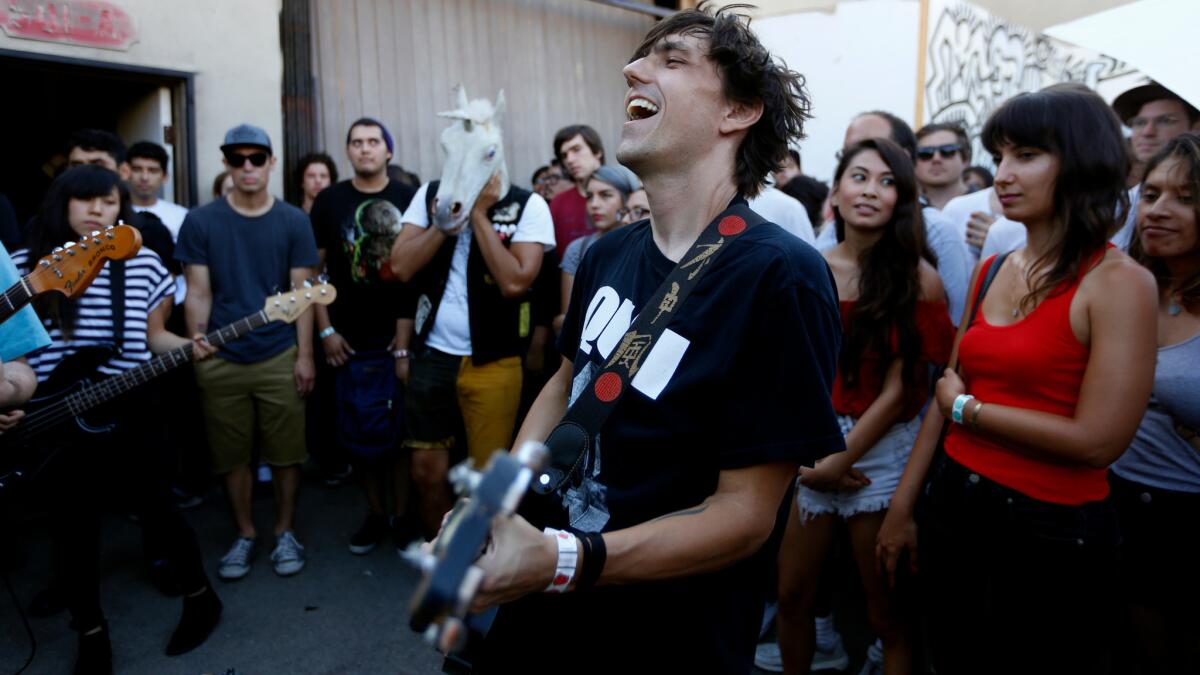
387, 336, 409, 383
323, 332, 355, 367
469, 512, 555, 612
295, 354, 316, 396
798, 451, 870, 493
965, 211, 995, 250
472, 173, 503, 219
875, 510, 919, 589
190, 334, 218, 361
935, 367, 966, 420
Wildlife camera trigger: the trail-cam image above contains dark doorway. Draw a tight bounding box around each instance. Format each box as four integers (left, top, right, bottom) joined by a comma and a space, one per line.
0, 50, 195, 228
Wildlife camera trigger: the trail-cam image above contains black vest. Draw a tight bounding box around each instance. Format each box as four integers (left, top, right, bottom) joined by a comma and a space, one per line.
412, 181, 534, 365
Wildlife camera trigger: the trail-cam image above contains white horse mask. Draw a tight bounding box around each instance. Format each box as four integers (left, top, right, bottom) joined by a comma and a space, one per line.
433, 85, 510, 233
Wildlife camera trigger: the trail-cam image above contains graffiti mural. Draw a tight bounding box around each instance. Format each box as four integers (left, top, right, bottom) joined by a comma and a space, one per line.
923, 1, 1140, 164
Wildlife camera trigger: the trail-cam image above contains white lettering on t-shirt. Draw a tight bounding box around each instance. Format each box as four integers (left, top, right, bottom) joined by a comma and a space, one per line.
577, 285, 690, 400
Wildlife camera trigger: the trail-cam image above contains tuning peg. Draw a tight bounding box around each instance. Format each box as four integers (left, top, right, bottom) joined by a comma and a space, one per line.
319, 287, 328, 295
302, 278, 313, 288
63, 242, 77, 255
90, 230, 101, 237
448, 462, 482, 496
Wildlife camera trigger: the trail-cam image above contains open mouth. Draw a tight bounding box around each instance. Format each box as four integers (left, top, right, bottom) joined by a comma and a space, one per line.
626, 97, 660, 122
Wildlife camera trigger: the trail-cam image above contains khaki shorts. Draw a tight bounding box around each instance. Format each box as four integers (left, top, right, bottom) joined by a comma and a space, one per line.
194, 345, 308, 474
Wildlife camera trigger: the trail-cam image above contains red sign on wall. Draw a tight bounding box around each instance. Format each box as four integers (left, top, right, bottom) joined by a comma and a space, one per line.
0, 1, 137, 51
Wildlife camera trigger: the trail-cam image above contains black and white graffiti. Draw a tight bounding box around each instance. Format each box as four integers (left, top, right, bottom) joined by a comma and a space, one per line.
924, 2, 1138, 164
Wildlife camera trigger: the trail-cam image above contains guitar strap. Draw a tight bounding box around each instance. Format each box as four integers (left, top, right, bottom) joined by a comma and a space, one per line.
109, 259, 125, 353
532, 199, 765, 500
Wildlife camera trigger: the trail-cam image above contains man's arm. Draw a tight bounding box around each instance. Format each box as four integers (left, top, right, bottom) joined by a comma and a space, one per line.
183, 264, 213, 337
470, 175, 544, 298
0, 358, 36, 408
290, 266, 316, 395
472, 460, 796, 608
390, 221, 448, 283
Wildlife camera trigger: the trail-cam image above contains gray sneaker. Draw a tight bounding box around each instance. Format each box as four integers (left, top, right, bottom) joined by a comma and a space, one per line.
856, 640, 883, 675
217, 537, 255, 581
271, 531, 306, 576
753, 636, 850, 673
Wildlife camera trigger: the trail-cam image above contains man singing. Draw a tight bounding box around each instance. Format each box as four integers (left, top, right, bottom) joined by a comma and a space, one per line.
456, 7, 844, 673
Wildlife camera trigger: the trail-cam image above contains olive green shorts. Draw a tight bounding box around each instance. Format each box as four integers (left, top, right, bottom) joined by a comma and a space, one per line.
194, 346, 308, 474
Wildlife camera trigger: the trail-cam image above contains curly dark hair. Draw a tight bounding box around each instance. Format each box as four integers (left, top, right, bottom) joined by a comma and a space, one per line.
832, 139, 933, 388
982, 83, 1129, 313
1128, 132, 1200, 311
29, 165, 136, 335
629, 3, 811, 197
294, 152, 339, 198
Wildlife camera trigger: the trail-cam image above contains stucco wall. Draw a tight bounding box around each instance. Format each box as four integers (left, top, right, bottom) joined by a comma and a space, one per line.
0, 0, 286, 201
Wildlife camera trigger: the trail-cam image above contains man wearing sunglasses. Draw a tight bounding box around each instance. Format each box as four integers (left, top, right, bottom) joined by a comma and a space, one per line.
176, 124, 320, 581
914, 123, 970, 210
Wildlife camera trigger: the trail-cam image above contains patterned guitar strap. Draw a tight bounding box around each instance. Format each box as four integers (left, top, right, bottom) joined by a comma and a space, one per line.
531, 199, 765, 529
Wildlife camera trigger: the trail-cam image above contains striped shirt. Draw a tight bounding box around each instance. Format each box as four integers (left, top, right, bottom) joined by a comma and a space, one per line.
12, 248, 174, 381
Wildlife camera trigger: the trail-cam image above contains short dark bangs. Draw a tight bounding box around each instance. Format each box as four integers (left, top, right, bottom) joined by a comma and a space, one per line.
981, 91, 1059, 158
59, 163, 126, 200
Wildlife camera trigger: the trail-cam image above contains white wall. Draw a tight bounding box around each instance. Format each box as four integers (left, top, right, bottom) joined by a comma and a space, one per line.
755, 0, 921, 183
0, 0, 286, 201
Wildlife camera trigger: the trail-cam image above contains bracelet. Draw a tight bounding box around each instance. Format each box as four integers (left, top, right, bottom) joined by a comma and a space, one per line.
542, 528, 579, 593
968, 400, 984, 429
951, 394, 975, 425
392, 349, 411, 360
574, 531, 607, 590
318, 326, 337, 339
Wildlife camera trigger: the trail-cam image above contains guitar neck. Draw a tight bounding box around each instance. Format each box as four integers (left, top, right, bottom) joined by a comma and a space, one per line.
0, 276, 35, 324
64, 309, 272, 415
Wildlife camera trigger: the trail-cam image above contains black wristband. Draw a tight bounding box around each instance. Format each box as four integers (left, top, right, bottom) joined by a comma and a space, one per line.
575, 532, 606, 590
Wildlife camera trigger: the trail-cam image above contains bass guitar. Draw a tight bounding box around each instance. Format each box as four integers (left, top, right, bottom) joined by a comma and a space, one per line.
0, 280, 337, 492
0, 224, 142, 325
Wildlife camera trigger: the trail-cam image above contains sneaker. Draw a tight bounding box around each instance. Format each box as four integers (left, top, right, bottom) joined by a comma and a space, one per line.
349, 514, 388, 555
856, 641, 883, 675
323, 463, 354, 487
754, 642, 784, 672
217, 538, 255, 581
754, 637, 851, 673
271, 531, 306, 576
172, 485, 205, 509
814, 634, 850, 671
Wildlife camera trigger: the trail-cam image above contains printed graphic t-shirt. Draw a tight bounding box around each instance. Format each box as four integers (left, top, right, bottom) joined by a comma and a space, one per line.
483, 211, 845, 674
312, 180, 416, 351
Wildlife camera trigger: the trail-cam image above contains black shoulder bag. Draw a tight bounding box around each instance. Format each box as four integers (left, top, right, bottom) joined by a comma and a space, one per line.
528, 201, 766, 521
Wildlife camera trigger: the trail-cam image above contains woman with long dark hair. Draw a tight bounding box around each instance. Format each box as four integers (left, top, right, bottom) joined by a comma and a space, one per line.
1111, 132, 1200, 673
770, 138, 952, 674
876, 84, 1159, 673
14, 165, 221, 674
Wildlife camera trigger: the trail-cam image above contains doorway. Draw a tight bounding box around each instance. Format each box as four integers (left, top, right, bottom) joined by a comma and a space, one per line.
0, 49, 195, 226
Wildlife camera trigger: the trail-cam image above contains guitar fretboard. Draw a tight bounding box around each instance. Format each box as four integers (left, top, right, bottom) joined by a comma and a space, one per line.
0, 277, 34, 322
62, 310, 272, 416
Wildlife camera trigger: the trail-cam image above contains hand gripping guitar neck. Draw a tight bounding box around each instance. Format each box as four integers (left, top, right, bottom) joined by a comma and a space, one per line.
406, 441, 547, 654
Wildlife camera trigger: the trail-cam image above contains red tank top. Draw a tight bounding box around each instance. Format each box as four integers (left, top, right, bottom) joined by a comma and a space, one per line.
944, 248, 1109, 505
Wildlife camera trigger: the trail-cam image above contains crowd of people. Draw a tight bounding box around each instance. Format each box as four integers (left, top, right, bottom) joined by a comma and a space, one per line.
0, 4, 1197, 674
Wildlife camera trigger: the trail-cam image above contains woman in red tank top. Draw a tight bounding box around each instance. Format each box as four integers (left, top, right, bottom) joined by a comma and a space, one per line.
876, 85, 1159, 673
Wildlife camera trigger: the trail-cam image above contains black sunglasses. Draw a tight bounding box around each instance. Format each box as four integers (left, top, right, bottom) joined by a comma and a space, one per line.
916, 144, 962, 161
224, 151, 270, 168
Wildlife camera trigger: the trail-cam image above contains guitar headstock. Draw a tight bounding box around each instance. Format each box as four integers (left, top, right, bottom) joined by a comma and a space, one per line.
262, 279, 337, 324
26, 224, 142, 299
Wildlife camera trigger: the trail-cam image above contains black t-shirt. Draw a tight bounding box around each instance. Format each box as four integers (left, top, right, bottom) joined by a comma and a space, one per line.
133, 210, 177, 275
481, 214, 845, 673
311, 180, 416, 351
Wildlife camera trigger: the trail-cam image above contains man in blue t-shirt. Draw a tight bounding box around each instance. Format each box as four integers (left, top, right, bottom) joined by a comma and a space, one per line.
448, 8, 845, 674
176, 124, 319, 581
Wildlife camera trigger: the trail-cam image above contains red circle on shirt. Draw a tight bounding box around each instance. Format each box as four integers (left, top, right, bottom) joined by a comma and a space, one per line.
594, 372, 623, 402
554, 574, 569, 586
718, 216, 747, 236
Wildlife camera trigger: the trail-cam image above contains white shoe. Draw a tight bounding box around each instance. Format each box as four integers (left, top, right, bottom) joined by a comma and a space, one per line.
856, 641, 883, 675
754, 642, 784, 672
217, 537, 255, 581
753, 636, 850, 673
270, 531, 306, 576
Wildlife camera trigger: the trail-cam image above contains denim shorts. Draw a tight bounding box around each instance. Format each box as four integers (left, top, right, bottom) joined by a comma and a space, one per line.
797, 414, 919, 519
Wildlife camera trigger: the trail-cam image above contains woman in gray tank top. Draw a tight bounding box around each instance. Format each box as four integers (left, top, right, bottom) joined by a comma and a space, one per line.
1110, 133, 1200, 673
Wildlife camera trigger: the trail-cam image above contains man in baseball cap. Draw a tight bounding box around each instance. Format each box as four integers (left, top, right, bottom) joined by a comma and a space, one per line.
219, 123, 273, 153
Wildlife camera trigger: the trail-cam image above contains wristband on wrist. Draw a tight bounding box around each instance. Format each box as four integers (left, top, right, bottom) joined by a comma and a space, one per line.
319, 326, 337, 339
542, 528, 578, 593
392, 349, 411, 360
968, 400, 984, 429
574, 531, 607, 590
951, 394, 975, 425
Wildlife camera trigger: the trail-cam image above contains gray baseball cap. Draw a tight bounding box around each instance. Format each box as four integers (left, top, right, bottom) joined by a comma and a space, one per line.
220, 124, 272, 153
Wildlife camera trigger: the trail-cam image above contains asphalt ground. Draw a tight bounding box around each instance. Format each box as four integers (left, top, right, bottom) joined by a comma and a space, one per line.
0, 472, 878, 675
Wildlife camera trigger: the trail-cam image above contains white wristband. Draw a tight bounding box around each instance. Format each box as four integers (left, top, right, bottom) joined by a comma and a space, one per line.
951, 394, 975, 425
542, 528, 579, 593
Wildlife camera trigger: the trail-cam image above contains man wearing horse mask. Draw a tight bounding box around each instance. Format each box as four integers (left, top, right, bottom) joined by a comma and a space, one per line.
390, 88, 555, 539
437, 6, 844, 673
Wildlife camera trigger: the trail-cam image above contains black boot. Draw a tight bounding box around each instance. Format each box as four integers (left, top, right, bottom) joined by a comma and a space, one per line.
74, 621, 112, 675
165, 585, 222, 656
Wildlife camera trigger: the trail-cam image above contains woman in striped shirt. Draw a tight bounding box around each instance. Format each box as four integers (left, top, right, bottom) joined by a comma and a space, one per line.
15, 165, 220, 675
